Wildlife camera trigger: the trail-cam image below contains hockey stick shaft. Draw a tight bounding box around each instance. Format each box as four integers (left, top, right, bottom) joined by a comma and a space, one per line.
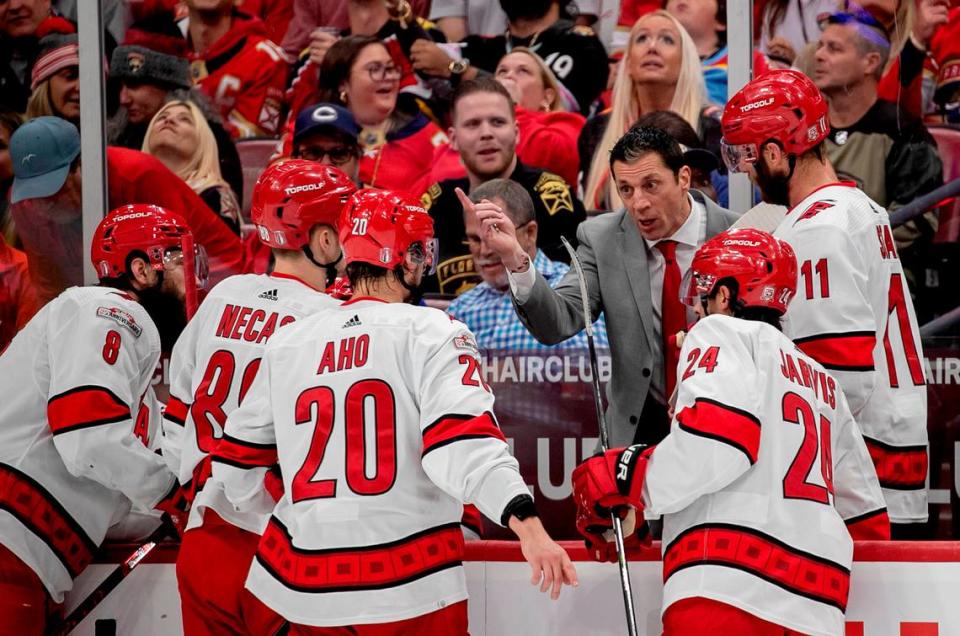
51, 517, 176, 635
560, 237, 639, 636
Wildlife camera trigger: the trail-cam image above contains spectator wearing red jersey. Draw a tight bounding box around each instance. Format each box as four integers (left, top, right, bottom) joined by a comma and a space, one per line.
237, 0, 294, 45
9, 117, 244, 308
182, 0, 289, 138
312, 36, 450, 196
0, 235, 39, 351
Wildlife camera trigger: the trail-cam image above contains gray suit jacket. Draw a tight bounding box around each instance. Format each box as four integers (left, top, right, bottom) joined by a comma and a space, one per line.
513, 191, 740, 447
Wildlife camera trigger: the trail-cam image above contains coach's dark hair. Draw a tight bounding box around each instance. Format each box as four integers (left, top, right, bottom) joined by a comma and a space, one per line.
609, 124, 686, 177
318, 35, 382, 104
469, 179, 535, 227
711, 277, 783, 330
452, 77, 515, 121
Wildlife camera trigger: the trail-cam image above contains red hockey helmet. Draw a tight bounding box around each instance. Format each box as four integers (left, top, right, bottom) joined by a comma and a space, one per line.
92, 204, 205, 282
720, 69, 829, 173
251, 159, 357, 250
339, 188, 436, 273
681, 228, 797, 315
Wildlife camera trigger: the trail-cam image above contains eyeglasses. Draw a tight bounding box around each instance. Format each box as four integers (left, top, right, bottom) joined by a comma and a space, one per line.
360, 62, 402, 82
464, 221, 532, 247
296, 145, 358, 166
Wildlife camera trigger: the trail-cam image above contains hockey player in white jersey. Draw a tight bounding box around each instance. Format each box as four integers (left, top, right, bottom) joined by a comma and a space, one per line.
572, 228, 887, 636
163, 160, 357, 635
212, 188, 577, 633
721, 69, 929, 535
0, 205, 199, 633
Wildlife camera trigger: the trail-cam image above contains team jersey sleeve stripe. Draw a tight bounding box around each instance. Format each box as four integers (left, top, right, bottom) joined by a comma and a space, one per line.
47, 386, 130, 436
256, 517, 465, 593
163, 396, 189, 426
793, 332, 876, 372
0, 463, 97, 578
843, 508, 891, 540
212, 434, 278, 468
675, 397, 761, 465
421, 411, 506, 457
863, 437, 928, 490
663, 522, 850, 611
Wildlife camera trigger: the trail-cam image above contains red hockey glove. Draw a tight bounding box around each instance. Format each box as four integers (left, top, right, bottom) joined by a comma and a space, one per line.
154, 482, 190, 536
264, 464, 284, 503
571, 445, 651, 514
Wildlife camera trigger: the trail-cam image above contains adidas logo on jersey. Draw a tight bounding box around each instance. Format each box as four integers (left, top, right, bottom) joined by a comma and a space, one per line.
343, 315, 361, 328
258, 289, 279, 301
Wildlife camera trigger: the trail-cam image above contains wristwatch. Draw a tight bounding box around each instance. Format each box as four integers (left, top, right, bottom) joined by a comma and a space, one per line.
448, 58, 470, 79
501, 494, 538, 525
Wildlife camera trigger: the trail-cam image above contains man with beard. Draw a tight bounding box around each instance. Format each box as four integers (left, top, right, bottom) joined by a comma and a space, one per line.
163, 160, 356, 636
421, 78, 584, 297
0, 204, 194, 633
409, 0, 607, 115
213, 187, 576, 633
477, 124, 737, 448
8, 117, 244, 307
721, 69, 929, 537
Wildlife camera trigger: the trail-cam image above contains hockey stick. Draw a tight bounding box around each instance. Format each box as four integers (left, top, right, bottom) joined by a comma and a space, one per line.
50, 516, 177, 636
560, 237, 640, 636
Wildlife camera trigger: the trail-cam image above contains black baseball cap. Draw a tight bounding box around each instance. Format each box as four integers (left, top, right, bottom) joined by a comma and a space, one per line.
293, 103, 361, 146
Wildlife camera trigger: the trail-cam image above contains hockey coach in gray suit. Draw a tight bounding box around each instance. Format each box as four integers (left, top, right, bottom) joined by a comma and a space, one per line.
470, 125, 739, 447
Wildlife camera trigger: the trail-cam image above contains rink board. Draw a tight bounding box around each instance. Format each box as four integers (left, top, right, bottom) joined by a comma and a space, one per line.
63, 541, 960, 635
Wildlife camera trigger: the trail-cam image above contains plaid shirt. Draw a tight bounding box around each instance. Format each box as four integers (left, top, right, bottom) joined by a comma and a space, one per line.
447, 250, 608, 351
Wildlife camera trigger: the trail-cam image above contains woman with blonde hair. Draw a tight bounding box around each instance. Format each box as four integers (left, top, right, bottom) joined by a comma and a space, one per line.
143, 100, 241, 235
25, 34, 81, 127
580, 10, 718, 210
493, 47, 586, 189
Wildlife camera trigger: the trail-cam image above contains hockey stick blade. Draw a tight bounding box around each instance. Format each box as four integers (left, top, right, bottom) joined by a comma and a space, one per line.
559, 236, 639, 636
51, 516, 176, 635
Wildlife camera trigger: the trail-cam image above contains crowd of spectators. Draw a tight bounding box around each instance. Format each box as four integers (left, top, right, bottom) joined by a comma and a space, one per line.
0, 0, 956, 355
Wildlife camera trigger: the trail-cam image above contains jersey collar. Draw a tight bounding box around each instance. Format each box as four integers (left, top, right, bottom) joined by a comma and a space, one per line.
269, 272, 322, 292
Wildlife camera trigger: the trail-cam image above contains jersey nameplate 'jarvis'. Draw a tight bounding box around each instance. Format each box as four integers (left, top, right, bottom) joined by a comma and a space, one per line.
773, 183, 928, 524
641, 315, 886, 636
162, 273, 338, 533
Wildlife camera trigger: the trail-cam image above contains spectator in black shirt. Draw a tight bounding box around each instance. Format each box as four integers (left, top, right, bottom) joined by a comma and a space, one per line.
421, 78, 584, 297
408, 0, 608, 115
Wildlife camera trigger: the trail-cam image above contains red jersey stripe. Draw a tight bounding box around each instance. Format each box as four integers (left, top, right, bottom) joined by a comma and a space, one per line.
676, 398, 761, 464
47, 386, 130, 436
794, 332, 876, 372
663, 523, 850, 611
164, 396, 189, 426
212, 434, 278, 468
0, 463, 97, 578
421, 411, 505, 457
863, 437, 928, 490
844, 508, 891, 540
256, 517, 464, 593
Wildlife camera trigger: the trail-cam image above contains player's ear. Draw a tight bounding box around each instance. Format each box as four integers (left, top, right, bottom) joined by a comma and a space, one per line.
128, 256, 156, 289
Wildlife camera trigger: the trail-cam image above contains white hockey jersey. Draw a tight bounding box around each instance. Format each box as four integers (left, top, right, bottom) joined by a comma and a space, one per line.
162, 272, 338, 532
0, 287, 175, 601
213, 298, 529, 626
773, 182, 928, 523
643, 315, 887, 636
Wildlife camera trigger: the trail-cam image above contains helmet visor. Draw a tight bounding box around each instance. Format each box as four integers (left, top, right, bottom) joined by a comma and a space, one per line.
720, 140, 759, 174
680, 267, 717, 308
409, 238, 439, 276
163, 244, 209, 290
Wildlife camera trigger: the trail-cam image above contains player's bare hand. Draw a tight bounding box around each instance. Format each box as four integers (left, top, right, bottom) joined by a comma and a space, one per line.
308, 28, 339, 66
510, 516, 579, 600
455, 188, 529, 271
410, 39, 452, 77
